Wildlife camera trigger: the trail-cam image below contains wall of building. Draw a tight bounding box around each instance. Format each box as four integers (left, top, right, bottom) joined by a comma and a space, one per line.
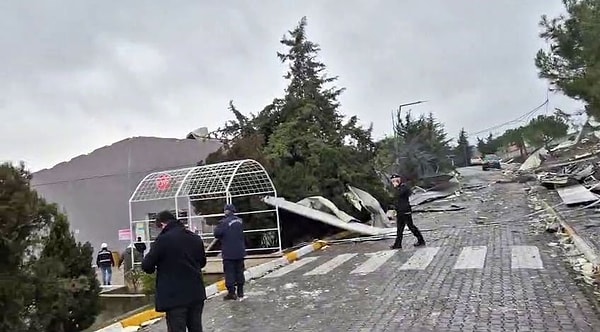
31, 136, 222, 254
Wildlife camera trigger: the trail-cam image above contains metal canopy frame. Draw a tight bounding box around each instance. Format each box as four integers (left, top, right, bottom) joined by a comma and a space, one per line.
127, 159, 282, 268
129, 159, 277, 203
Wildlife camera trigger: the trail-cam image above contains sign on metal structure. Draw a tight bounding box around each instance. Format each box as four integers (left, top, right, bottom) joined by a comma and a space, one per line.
155, 173, 172, 192
118, 229, 132, 241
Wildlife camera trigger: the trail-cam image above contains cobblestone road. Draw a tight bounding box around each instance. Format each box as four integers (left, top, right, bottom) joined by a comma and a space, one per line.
145, 167, 600, 332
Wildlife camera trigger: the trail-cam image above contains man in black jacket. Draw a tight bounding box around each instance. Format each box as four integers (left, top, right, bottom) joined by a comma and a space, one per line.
390, 174, 425, 249
142, 210, 207, 332
214, 203, 246, 300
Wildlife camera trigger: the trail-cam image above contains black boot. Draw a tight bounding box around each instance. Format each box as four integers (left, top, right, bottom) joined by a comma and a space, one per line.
413, 239, 426, 247
236, 284, 244, 299
224, 287, 237, 301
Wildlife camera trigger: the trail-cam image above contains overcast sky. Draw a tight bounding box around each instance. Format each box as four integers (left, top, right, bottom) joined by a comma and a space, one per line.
1, 0, 583, 171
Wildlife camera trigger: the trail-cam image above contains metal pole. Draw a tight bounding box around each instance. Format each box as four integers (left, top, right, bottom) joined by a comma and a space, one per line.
275, 207, 283, 255
393, 100, 428, 168
128, 202, 134, 271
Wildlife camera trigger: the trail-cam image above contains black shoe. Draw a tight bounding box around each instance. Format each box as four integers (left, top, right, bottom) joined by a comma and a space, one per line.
236, 285, 244, 299
413, 241, 426, 247
390, 244, 402, 250
223, 293, 238, 301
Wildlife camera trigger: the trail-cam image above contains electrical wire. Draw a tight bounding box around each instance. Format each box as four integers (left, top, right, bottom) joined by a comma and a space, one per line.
468, 99, 549, 137
30, 162, 200, 187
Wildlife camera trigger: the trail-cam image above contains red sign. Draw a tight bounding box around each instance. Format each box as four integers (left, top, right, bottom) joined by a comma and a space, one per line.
155, 173, 172, 192
118, 229, 131, 241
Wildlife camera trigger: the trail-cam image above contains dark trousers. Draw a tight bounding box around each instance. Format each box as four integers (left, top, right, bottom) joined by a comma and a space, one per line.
394, 212, 424, 246
165, 301, 204, 332
223, 259, 245, 296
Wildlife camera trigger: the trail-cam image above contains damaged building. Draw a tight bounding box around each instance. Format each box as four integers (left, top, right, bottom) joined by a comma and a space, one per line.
31, 131, 223, 253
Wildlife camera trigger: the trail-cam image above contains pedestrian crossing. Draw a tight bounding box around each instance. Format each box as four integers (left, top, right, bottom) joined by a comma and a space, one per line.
263, 245, 545, 279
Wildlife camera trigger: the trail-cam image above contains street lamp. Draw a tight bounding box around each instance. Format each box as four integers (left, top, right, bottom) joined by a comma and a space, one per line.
391, 100, 428, 157
391, 100, 427, 135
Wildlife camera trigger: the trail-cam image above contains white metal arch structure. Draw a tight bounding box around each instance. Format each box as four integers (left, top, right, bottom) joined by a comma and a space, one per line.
130, 159, 277, 203
127, 159, 282, 268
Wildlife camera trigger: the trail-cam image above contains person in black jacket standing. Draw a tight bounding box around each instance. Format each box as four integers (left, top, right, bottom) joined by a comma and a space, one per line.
142, 210, 206, 332
390, 174, 425, 249
214, 203, 246, 300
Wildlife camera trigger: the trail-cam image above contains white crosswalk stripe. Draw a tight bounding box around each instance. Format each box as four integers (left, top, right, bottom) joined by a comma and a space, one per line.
261, 245, 546, 279
399, 247, 440, 270
264, 257, 318, 278
511, 245, 544, 269
304, 253, 357, 276
453, 246, 487, 269
351, 250, 396, 275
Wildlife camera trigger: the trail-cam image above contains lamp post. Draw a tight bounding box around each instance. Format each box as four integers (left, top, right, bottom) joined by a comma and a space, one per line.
391, 100, 428, 135
391, 100, 428, 160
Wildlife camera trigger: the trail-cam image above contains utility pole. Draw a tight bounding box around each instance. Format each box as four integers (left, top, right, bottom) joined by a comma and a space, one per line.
392, 100, 428, 164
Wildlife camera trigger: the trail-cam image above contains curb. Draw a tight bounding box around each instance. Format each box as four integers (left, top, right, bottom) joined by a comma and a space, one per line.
540, 200, 600, 269
95, 240, 328, 332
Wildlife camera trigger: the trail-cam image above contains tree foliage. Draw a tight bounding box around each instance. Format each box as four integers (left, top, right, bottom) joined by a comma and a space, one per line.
521, 114, 569, 148
453, 128, 472, 167
477, 113, 569, 157
535, 0, 600, 117
0, 162, 100, 331
499, 127, 528, 157
376, 110, 453, 184
476, 133, 500, 155
204, 17, 387, 246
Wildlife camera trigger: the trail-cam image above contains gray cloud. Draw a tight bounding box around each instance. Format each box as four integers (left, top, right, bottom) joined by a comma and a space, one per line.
0, 0, 583, 171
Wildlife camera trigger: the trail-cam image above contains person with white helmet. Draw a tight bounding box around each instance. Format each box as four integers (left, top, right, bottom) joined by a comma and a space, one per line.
96, 242, 115, 286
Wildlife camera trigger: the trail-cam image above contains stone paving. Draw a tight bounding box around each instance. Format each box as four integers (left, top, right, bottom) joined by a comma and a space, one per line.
144, 168, 600, 332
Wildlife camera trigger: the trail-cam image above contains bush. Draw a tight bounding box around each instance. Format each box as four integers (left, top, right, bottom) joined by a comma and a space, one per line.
0, 162, 101, 331
141, 273, 156, 296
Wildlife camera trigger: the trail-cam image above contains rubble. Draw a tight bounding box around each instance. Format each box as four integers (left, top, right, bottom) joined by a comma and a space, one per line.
526, 190, 600, 288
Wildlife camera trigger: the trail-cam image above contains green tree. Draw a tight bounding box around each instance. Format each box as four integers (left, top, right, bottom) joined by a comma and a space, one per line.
499, 127, 528, 158
0, 163, 100, 331
535, 0, 600, 117
384, 110, 453, 183
521, 114, 569, 148
32, 214, 101, 332
0, 162, 53, 331
205, 17, 388, 246
476, 133, 500, 155
453, 128, 472, 167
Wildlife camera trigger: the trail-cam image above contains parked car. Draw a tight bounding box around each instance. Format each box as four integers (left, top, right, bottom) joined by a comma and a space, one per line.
482, 154, 501, 171
470, 157, 483, 165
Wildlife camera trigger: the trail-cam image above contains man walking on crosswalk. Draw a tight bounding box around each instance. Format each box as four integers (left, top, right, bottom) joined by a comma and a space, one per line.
390, 174, 425, 249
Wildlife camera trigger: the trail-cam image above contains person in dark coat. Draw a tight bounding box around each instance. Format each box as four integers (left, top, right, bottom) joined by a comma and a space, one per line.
214, 203, 246, 300
134, 236, 147, 256
142, 210, 207, 332
390, 174, 425, 249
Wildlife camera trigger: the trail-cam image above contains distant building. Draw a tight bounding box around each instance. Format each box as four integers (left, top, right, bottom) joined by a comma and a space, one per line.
31, 135, 222, 253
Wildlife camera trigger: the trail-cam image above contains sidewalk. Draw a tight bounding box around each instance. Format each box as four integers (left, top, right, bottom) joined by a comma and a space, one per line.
542, 187, 600, 264
141, 177, 600, 332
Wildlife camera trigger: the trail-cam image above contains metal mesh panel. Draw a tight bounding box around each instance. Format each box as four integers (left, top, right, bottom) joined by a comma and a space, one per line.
129, 167, 194, 202
226, 160, 276, 197
129, 159, 276, 202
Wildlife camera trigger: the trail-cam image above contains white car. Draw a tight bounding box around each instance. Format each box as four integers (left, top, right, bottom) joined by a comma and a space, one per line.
470, 157, 483, 165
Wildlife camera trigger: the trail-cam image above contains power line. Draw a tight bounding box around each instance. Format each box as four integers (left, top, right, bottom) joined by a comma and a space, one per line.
30, 162, 200, 187
29, 97, 553, 186
467, 99, 549, 137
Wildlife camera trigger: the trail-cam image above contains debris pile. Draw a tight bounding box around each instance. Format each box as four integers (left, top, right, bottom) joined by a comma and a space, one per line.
526, 195, 600, 289
500, 117, 600, 207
